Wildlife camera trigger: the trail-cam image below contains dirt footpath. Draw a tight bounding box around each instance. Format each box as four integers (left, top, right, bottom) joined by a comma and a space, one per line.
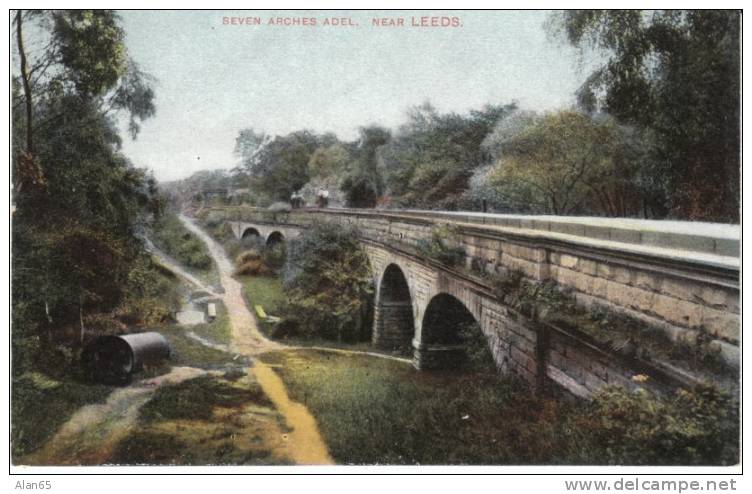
179, 214, 334, 465
22, 367, 214, 466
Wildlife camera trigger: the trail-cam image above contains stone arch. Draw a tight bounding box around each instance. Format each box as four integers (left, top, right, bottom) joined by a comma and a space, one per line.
241, 227, 261, 239
372, 263, 415, 352
415, 293, 483, 370
266, 231, 285, 247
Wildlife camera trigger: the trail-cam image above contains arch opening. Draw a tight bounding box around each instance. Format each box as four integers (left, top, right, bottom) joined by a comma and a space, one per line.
241, 227, 263, 248
373, 264, 414, 354
241, 227, 260, 239
266, 231, 285, 247
418, 293, 495, 371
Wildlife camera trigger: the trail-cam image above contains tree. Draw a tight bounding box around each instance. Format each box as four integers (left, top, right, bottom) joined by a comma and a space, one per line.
308, 142, 351, 180
12, 10, 156, 192
489, 110, 647, 216
381, 101, 517, 209
234, 128, 270, 174
550, 10, 740, 221
258, 131, 321, 202
12, 10, 161, 368
341, 125, 391, 207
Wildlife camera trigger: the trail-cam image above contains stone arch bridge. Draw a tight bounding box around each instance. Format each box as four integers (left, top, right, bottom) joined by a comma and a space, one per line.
221, 207, 739, 398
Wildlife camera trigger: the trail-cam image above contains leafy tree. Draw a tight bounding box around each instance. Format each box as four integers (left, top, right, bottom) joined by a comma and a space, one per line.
489, 110, 648, 216
237, 130, 329, 204
550, 10, 740, 221
12, 10, 155, 161
234, 128, 270, 175
308, 142, 351, 180
280, 223, 373, 342
381, 101, 517, 209
12, 10, 162, 370
297, 141, 352, 207
341, 125, 391, 207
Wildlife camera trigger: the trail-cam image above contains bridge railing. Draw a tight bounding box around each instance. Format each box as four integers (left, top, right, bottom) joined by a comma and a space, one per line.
211, 205, 739, 269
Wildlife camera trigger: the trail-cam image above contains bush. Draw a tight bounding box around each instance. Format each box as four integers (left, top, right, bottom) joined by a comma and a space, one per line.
262, 244, 286, 270
564, 384, 739, 465
115, 255, 182, 326
234, 249, 273, 276
458, 321, 496, 373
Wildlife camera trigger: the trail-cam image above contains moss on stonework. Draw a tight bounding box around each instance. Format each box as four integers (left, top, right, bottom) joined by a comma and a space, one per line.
476, 267, 735, 379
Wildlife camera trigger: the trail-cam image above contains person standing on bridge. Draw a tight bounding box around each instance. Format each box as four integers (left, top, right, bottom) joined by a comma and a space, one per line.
315, 189, 329, 208
290, 191, 304, 209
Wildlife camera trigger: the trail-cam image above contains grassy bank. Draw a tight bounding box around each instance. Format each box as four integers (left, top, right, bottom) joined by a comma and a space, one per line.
239, 275, 285, 322
12, 372, 113, 460
259, 349, 739, 465
259, 349, 572, 464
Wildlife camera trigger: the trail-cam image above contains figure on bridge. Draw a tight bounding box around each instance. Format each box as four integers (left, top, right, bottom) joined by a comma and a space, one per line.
290, 191, 304, 209
315, 189, 329, 208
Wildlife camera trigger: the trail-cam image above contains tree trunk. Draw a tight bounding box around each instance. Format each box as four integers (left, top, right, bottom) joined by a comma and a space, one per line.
15, 10, 34, 154
79, 292, 85, 345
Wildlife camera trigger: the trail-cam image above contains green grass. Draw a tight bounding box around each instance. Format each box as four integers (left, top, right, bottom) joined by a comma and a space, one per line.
259, 349, 574, 465
189, 300, 232, 345
239, 274, 286, 339
150, 212, 217, 284
160, 326, 248, 370
11, 372, 113, 460
139, 375, 271, 422
259, 349, 739, 465
239, 275, 285, 316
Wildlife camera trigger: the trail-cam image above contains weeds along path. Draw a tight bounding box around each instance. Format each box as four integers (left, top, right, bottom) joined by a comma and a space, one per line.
143, 237, 219, 296
179, 214, 334, 465
22, 367, 214, 466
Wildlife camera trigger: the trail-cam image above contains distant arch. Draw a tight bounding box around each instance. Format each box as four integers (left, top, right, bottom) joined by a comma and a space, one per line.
372, 263, 415, 352
241, 227, 260, 239
266, 231, 285, 247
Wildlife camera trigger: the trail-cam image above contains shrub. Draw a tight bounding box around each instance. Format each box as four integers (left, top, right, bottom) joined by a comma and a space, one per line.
416, 225, 466, 267
115, 255, 181, 327
236, 249, 262, 264
458, 321, 497, 373
565, 385, 739, 465
262, 244, 286, 270
234, 249, 272, 276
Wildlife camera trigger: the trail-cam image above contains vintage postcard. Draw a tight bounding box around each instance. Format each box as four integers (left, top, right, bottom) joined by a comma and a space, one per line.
8, 7, 741, 481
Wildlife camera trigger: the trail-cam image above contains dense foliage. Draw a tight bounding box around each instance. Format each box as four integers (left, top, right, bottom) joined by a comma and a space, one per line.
12, 10, 169, 375
488, 111, 649, 215
415, 224, 466, 267
551, 10, 740, 221
279, 223, 373, 342
567, 385, 739, 465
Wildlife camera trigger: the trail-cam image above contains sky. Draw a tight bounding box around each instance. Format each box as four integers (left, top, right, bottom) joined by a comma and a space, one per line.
115, 10, 593, 182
